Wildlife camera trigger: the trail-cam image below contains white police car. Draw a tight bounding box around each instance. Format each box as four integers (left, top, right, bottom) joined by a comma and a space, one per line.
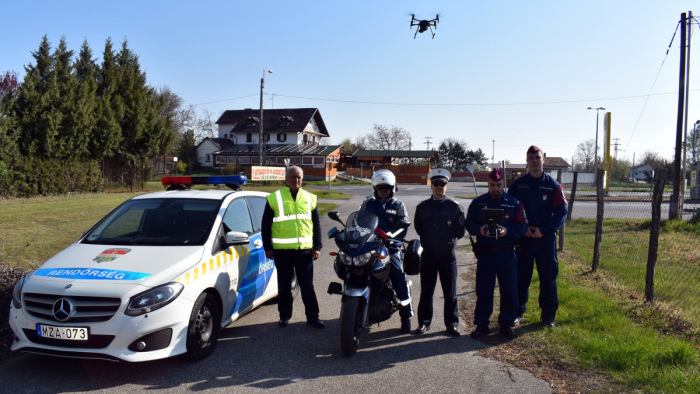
9, 175, 289, 362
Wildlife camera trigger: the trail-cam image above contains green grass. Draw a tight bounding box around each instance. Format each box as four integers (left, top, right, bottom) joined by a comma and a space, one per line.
565, 218, 700, 326
514, 219, 700, 392
0, 193, 143, 268
0, 188, 341, 269
519, 258, 699, 392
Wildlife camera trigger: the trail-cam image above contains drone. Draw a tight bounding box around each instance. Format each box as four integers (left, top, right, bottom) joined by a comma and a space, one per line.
410, 14, 439, 39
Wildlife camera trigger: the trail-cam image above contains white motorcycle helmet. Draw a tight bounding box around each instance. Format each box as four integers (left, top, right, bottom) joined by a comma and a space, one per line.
371, 169, 397, 198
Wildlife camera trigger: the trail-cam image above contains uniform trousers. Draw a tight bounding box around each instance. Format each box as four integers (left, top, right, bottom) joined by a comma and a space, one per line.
474, 249, 518, 327
274, 250, 320, 321
417, 249, 458, 328
388, 250, 413, 319
517, 234, 559, 322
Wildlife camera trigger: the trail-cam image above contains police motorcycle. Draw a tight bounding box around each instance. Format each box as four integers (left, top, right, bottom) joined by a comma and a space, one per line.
326, 210, 421, 357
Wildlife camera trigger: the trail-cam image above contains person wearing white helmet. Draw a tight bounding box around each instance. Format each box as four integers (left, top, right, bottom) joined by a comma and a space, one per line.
359, 169, 414, 333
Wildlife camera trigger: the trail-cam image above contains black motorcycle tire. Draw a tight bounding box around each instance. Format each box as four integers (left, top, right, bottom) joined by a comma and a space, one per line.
340, 296, 364, 357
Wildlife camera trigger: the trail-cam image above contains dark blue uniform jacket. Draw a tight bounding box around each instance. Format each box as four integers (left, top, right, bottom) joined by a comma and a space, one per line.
507, 172, 567, 236
466, 193, 528, 247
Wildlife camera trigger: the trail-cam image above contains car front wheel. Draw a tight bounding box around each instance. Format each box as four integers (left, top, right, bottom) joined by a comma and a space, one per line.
186, 292, 221, 360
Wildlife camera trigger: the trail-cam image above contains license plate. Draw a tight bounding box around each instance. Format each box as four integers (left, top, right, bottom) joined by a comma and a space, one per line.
36, 324, 89, 341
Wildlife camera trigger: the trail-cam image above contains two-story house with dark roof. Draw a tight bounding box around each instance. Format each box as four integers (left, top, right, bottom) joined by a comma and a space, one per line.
196, 108, 342, 177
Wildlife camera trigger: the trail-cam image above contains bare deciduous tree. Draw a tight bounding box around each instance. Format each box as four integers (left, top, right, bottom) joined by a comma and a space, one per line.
356, 124, 411, 150
573, 139, 597, 172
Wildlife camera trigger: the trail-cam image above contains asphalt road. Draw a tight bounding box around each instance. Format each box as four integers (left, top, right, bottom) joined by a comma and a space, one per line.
0, 184, 554, 393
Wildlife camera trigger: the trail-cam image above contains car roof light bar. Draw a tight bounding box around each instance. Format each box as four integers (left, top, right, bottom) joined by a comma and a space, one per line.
162, 175, 247, 190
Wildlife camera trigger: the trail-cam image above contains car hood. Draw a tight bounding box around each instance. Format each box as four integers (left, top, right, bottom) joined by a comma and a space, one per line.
27, 243, 205, 290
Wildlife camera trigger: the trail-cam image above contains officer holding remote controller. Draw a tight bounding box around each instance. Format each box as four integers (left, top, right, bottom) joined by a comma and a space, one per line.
466, 168, 528, 338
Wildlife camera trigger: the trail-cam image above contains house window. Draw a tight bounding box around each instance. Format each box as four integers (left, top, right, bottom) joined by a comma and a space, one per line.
303, 156, 313, 165
277, 133, 287, 142
206, 154, 211, 162
246, 133, 252, 142
303, 134, 308, 144
264, 133, 270, 142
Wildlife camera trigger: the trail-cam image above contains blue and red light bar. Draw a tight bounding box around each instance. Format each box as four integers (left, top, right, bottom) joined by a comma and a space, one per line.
162, 175, 247, 186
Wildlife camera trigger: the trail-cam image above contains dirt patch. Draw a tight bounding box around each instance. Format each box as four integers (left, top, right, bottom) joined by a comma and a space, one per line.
457, 249, 613, 393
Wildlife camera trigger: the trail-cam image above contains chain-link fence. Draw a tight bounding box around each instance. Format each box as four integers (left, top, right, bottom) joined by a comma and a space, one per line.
560, 169, 700, 329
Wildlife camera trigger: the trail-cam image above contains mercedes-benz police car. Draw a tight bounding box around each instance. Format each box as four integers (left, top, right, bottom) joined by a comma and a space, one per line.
9, 175, 289, 362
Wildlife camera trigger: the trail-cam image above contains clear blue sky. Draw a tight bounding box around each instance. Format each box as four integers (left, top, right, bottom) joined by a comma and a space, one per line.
2, 0, 698, 165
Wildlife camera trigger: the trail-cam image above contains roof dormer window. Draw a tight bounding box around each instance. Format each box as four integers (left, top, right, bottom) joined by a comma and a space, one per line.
246, 116, 259, 126
280, 115, 294, 126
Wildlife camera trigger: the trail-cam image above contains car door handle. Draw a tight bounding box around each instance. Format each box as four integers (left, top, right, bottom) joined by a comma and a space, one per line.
253, 239, 263, 249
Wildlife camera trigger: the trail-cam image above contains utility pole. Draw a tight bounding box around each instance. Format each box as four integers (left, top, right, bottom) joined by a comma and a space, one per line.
425, 136, 432, 150
681, 10, 693, 215
612, 138, 620, 159
671, 12, 689, 219
259, 69, 273, 166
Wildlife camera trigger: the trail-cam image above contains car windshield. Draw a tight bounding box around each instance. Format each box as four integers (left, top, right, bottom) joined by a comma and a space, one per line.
82, 198, 221, 246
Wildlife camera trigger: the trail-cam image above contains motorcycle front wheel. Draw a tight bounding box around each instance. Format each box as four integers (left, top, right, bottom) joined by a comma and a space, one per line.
340, 296, 364, 357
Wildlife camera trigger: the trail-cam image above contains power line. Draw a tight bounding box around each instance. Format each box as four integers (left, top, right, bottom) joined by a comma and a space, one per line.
194, 89, 699, 109
268, 91, 698, 107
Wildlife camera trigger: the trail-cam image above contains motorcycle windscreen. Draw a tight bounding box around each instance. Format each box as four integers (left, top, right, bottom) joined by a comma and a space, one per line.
343, 211, 381, 254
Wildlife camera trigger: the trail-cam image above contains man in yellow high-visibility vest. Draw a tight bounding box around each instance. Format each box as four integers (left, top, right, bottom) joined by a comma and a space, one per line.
262, 166, 324, 329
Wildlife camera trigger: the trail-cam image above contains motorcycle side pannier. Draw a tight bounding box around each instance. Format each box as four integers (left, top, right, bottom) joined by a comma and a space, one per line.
404, 239, 422, 275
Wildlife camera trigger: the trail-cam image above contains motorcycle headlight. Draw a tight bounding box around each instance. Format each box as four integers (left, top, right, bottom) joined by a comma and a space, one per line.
125, 282, 184, 316
353, 251, 375, 266
337, 251, 353, 266
12, 271, 34, 309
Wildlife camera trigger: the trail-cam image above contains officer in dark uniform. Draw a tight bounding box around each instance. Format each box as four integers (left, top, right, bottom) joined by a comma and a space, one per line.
507, 145, 568, 327
466, 169, 528, 338
414, 168, 466, 336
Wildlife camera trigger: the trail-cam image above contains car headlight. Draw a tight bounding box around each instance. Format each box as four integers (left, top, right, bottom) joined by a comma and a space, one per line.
12, 271, 34, 309
125, 282, 184, 316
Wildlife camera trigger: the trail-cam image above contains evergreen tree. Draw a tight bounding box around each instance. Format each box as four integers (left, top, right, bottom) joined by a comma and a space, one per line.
15, 35, 60, 157
115, 39, 148, 163
68, 39, 97, 159
92, 38, 122, 162
52, 36, 77, 157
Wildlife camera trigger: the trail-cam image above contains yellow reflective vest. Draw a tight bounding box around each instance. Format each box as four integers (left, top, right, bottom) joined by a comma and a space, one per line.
267, 187, 317, 250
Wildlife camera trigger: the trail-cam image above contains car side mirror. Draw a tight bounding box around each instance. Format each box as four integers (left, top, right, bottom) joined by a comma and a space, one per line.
225, 231, 250, 245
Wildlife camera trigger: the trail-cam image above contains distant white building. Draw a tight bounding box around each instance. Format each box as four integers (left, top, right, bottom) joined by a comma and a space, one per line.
629, 164, 653, 182
195, 108, 341, 169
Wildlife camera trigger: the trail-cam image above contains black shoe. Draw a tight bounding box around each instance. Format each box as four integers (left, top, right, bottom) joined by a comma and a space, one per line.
400, 318, 411, 333
470, 325, 490, 338
415, 324, 430, 334
500, 326, 515, 338
542, 320, 555, 328
307, 318, 326, 329
278, 318, 289, 328
446, 326, 461, 337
